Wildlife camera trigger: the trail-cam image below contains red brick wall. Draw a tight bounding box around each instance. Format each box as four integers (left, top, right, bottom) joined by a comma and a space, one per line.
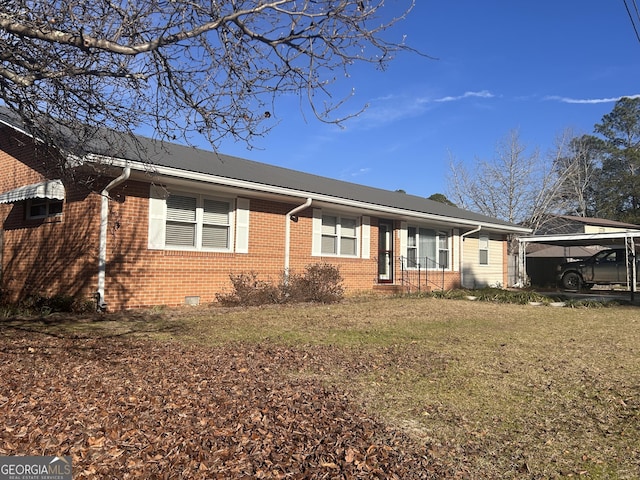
104, 200, 462, 309
0, 128, 465, 310
103, 183, 383, 309
0, 129, 101, 303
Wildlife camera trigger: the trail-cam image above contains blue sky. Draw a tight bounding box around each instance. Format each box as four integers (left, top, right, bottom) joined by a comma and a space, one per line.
212, 1, 640, 199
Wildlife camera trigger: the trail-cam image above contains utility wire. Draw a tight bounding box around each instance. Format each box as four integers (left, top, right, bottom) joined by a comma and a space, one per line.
632, 0, 640, 20
623, 0, 640, 44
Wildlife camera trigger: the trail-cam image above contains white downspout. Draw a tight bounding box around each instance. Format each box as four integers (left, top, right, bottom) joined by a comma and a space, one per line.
97, 166, 131, 310
460, 225, 481, 288
284, 198, 312, 280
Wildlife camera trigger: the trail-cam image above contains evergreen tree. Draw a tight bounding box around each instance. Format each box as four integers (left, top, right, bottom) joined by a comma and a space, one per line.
590, 97, 640, 224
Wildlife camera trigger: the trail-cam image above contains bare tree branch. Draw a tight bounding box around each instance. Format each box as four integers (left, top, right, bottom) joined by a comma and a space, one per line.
0, 0, 423, 166
447, 128, 602, 235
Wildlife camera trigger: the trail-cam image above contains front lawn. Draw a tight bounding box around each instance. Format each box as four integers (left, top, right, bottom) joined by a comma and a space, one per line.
1, 297, 639, 478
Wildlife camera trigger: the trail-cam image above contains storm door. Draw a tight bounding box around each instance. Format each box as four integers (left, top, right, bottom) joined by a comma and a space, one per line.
377, 220, 394, 283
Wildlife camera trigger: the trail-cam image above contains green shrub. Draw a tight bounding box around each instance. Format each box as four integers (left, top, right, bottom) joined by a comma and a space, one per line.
431, 289, 473, 300
425, 288, 623, 308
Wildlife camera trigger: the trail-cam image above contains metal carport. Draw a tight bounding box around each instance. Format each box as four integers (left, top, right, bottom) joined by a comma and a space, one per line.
517, 231, 640, 301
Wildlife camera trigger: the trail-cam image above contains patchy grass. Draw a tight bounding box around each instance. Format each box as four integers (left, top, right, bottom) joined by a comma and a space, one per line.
1, 296, 639, 478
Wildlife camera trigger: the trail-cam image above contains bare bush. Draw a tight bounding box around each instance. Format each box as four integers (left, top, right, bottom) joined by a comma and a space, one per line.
215, 273, 281, 307
287, 263, 345, 304
216, 264, 344, 307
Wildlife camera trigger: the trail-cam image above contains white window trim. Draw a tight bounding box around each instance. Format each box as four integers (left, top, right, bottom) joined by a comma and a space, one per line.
479, 234, 490, 266
312, 208, 362, 258
165, 191, 234, 252
404, 225, 452, 271
438, 230, 451, 270
148, 185, 249, 253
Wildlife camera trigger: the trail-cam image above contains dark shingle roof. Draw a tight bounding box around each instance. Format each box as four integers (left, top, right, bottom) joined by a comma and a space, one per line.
555, 215, 640, 229
0, 106, 526, 231
114, 135, 525, 230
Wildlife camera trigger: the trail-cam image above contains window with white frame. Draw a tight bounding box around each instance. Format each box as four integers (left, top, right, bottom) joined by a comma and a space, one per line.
165, 193, 231, 250
321, 214, 358, 256
438, 232, 450, 269
406, 226, 419, 267
149, 185, 250, 253
27, 198, 63, 219
406, 227, 450, 269
479, 235, 489, 265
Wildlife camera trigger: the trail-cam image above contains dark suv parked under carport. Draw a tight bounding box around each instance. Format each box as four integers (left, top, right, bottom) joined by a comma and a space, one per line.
557, 248, 640, 291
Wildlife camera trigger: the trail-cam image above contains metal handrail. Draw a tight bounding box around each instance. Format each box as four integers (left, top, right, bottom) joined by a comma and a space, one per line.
399, 256, 446, 292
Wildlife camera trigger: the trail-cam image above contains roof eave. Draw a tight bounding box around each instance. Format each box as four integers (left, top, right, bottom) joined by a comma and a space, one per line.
95, 155, 530, 234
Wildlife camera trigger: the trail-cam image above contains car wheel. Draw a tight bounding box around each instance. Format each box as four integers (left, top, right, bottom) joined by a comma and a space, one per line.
562, 272, 582, 291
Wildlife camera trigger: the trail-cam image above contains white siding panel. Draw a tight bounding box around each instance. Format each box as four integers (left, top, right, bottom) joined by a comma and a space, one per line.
462, 234, 504, 288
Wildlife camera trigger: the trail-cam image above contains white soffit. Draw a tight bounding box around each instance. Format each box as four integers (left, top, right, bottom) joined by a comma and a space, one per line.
0, 179, 65, 204
519, 231, 640, 247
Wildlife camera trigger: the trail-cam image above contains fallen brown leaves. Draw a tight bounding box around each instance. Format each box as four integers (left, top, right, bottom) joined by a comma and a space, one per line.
0, 330, 442, 479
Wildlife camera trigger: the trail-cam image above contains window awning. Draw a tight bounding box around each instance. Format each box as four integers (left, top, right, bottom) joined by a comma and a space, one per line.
0, 179, 65, 204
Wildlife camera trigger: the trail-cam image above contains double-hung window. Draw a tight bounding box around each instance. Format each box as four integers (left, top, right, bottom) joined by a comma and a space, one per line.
202, 198, 231, 249
407, 227, 419, 267
312, 208, 369, 259
149, 185, 249, 252
479, 235, 489, 265
438, 233, 450, 269
166, 195, 198, 247
165, 193, 231, 250
405, 227, 450, 269
321, 214, 358, 256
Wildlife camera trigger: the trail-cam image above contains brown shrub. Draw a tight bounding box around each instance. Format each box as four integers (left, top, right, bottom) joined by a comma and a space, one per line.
216, 263, 343, 306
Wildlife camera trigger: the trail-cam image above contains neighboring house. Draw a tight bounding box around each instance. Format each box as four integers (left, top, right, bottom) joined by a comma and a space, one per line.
525, 215, 640, 286
536, 214, 640, 235
0, 109, 529, 310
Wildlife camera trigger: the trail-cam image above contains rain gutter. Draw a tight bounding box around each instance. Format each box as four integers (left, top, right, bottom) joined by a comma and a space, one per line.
96, 166, 130, 311
460, 225, 482, 288
284, 198, 313, 280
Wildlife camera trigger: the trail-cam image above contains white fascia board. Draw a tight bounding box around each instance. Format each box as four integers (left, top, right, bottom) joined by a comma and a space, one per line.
96, 155, 531, 234
519, 231, 640, 244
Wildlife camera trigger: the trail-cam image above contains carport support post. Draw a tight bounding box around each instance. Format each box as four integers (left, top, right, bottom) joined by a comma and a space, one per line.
626, 236, 636, 302
517, 239, 528, 287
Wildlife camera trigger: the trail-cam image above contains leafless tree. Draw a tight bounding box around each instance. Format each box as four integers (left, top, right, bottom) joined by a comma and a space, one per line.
447, 130, 542, 225
0, 1, 418, 160
549, 129, 598, 217
447, 128, 599, 236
